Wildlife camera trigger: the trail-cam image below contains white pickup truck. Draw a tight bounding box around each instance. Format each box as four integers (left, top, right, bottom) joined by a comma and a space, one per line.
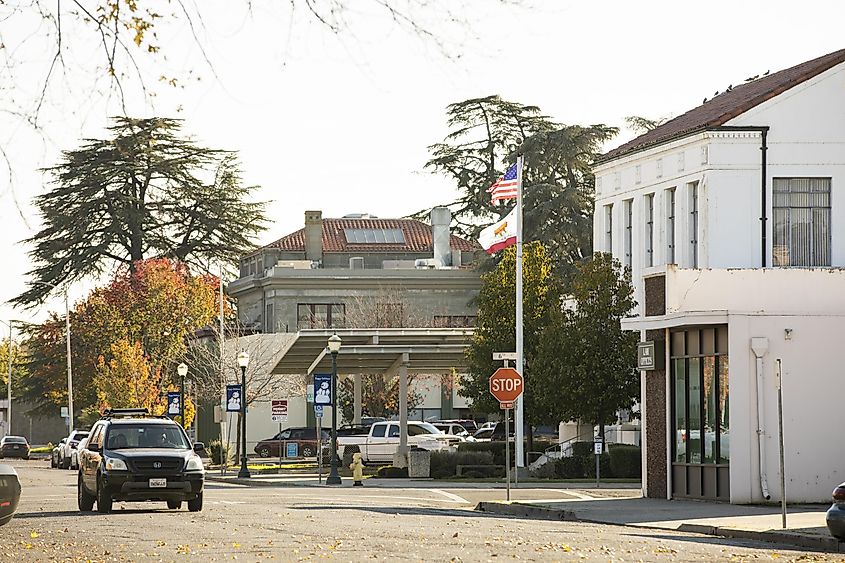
337, 421, 461, 465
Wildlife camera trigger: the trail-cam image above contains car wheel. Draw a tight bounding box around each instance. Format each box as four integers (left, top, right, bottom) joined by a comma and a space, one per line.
187, 493, 203, 512
166, 500, 182, 510
96, 478, 112, 513
50, 455, 56, 468
62, 457, 70, 470
77, 474, 95, 512
302, 446, 315, 458
258, 446, 271, 458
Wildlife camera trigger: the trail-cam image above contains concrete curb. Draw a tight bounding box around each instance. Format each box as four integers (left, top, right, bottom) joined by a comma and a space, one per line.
475, 501, 845, 554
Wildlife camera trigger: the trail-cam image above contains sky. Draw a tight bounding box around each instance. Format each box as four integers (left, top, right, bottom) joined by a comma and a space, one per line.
2, 0, 845, 328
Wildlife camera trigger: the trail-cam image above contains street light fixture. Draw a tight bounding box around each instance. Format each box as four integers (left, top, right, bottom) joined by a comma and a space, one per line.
326, 333, 342, 485
177, 363, 188, 429
236, 350, 250, 479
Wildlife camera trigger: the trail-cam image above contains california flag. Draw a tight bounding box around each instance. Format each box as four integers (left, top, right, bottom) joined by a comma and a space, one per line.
478, 207, 517, 255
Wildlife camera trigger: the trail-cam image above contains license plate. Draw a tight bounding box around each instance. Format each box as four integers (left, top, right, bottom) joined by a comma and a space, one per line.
149, 478, 167, 488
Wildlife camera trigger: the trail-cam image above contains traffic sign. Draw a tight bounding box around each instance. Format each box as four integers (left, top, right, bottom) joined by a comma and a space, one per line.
314, 404, 324, 417
489, 367, 524, 406
271, 399, 288, 423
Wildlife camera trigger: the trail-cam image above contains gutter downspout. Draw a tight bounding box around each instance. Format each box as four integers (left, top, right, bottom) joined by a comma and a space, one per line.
710, 126, 770, 267
750, 337, 771, 501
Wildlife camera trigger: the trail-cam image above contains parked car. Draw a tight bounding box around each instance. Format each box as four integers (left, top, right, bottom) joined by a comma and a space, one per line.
70, 437, 88, 470
472, 428, 494, 442
253, 427, 329, 458
0, 436, 30, 459
77, 408, 205, 513
337, 424, 372, 437
0, 464, 21, 526
432, 422, 474, 440
338, 421, 462, 466
827, 482, 845, 540
433, 419, 479, 433
477, 421, 496, 432
58, 430, 89, 469
51, 439, 66, 468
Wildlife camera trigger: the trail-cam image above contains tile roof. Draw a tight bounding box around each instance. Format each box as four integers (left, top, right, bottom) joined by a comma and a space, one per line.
262, 218, 480, 254
599, 48, 845, 164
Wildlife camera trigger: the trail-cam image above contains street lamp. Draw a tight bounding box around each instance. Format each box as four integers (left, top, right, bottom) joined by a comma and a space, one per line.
326, 333, 342, 485
28, 281, 73, 434
177, 363, 188, 428
236, 350, 250, 478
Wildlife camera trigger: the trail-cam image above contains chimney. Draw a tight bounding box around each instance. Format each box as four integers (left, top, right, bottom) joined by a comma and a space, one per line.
430, 206, 451, 267
304, 210, 323, 263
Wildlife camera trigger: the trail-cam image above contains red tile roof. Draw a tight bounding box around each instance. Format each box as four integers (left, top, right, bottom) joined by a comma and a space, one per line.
599, 48, 845, 163
262, 218, 480, 253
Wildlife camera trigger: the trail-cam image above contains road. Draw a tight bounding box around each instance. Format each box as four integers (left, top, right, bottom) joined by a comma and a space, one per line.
2, 459, 838, 562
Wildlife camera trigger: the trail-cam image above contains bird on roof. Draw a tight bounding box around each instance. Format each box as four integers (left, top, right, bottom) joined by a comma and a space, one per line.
713, 90, 720, 97
702, 97, 708, 104
763, 69, 770, 76
745, 74, 760, 82
726, 85, 733, 92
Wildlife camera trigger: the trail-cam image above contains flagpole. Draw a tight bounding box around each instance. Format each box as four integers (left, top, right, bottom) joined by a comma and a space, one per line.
515, 154, 525, 472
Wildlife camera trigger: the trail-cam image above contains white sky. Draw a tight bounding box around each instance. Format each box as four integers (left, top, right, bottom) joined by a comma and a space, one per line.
2, 0, 845, 327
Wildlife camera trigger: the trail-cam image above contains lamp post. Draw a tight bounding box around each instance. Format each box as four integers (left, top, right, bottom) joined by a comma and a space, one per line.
326, 333, 342, 485
236, 350, 250, 478
0, 319, 17, 436
177, 363, 188, 428
29, 281, 73, 434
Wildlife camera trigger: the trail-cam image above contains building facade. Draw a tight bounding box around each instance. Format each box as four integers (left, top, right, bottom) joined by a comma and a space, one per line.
593, 48, 845, 503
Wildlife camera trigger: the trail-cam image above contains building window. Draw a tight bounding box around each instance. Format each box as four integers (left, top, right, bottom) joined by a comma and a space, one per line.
689, 181, 699, 268
297, 303, 346, 329
623, 199, 633, 269
433, 315, 477, 328
666, 188, 676, 264
604, 204, 613, 254
645, 193, 654, 267
772, 177, 831, 267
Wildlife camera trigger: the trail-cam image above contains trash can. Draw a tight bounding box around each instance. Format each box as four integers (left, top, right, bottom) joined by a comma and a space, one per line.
407, 447, 431, 478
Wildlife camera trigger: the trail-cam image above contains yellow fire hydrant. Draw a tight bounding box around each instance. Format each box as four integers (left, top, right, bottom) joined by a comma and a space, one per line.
349, 452, 364, 487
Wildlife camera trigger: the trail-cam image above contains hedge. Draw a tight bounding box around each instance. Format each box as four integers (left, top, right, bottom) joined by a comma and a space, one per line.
608, 444, 642, 478
375, 465, 408, 478
430, 450, 494, 479
553, 444, 642, 479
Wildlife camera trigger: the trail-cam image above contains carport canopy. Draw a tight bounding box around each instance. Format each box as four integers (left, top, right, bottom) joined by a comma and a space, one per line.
270, 328, 475, 466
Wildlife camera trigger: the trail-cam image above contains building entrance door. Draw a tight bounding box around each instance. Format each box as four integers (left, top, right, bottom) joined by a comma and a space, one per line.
670, 326, 730, 501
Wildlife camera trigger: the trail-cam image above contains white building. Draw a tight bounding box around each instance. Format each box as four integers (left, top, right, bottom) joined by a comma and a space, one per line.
593, 48, 845, 503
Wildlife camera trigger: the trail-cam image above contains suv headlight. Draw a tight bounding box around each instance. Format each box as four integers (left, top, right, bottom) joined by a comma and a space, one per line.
104, 457, 127, 471
185, 455, 204, 472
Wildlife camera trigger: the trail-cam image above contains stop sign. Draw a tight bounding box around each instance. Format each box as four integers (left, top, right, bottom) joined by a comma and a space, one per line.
489, 367, 524, 404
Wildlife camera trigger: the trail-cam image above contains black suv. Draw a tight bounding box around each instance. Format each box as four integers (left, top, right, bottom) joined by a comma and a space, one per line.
77, 408, 205, 513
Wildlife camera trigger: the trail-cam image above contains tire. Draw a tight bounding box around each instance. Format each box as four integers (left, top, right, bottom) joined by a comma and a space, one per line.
258, 446, 271, 458
61, 457, 71, 470
187, 493, 203, 512
342, 445, 360, 468
301, 445, 315, 458
167, 500, 182, 510
77, 474, 95, 512
96, 478, 113, 513
50, 454, 56, 469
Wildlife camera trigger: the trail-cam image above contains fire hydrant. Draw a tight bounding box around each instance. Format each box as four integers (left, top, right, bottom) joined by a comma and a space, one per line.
349, 452, 364, 486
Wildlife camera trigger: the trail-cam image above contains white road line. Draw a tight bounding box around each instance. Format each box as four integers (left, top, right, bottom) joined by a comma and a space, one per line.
428, 489, 470, 504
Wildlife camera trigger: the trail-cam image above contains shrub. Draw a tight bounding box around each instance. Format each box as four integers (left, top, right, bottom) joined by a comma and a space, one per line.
571, 441, 594, 458
529, 459, 556, 479
608, 444, 642, 478
583, 451, 612, 479
208, 439, 228, 465
375, 465, 408, 478
554, 456, 584, 479
430, 450, 494, 478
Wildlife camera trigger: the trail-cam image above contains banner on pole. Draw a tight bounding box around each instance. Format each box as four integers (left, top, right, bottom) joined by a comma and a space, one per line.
226, 384, 242, 412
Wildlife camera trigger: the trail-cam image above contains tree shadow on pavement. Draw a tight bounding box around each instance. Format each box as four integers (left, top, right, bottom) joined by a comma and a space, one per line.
292, 504, 518, 519
621, 530, 828, 554
13, 508, 173, 519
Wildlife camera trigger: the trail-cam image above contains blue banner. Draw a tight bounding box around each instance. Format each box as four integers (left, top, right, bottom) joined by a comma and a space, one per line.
226, 384, 243, 412
286, 442, 298, 458
167, 392, 181, 416
313, 373, 332, 406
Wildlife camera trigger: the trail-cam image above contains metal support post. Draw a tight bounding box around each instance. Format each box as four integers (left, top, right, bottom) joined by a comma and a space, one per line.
238, 364, 250, 478
326, 350, 342, 485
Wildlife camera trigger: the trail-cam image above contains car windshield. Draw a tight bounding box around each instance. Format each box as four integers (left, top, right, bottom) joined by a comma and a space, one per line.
3, 436, 26, 444
106, 424, 190, 450
409, 422, 441, 435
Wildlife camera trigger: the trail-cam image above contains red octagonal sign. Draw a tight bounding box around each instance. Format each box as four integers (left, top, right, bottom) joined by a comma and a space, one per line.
489, 367, 524, 404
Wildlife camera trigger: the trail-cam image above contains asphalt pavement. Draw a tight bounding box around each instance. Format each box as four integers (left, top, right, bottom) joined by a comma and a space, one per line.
3, 459, 842, 561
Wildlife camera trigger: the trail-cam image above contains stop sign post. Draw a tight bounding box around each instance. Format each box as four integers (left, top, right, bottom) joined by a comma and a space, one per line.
489, 365, 523, 502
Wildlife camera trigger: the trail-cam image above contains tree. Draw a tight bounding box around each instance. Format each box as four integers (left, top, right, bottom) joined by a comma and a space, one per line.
337, 375, 424, 421
624, 115, 670, 133
20, 258, 221, 419
462, 242, 561, 438
424, 95, 617, 280
532, 253, 639, 441
0, 337, 27, 396
15, 117, 267, 306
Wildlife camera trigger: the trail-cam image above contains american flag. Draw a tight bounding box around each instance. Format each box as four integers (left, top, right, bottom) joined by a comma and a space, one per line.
487, 163, 519, 203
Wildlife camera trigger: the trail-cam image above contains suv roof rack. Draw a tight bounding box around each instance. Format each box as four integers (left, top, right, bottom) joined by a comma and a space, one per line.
100, 408, 169, 420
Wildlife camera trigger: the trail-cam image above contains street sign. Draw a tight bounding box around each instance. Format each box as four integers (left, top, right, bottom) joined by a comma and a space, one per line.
306, 384, 314, 403
637, 341, 656, 370
314, 404, 324, 417
60, 406, 69, 418
489, 367, 524, 406
594, 440, 603, 455
286, 442, 298, 458
314, 373, 332, 405
167, 392, 181, 416
226, 384, 242, 412
271, 399, 288, 423
492, 352, 517, 361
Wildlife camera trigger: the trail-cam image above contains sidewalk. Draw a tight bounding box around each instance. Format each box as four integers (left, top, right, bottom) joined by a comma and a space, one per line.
476, 495, 843, 553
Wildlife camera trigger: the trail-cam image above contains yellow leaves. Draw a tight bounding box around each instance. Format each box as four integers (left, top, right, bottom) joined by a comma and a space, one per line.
29, 531, 39, 538
232, 542, 241, 548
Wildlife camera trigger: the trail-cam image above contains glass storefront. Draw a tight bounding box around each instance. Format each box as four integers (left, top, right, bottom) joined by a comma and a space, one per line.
670, 326, 729, 500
